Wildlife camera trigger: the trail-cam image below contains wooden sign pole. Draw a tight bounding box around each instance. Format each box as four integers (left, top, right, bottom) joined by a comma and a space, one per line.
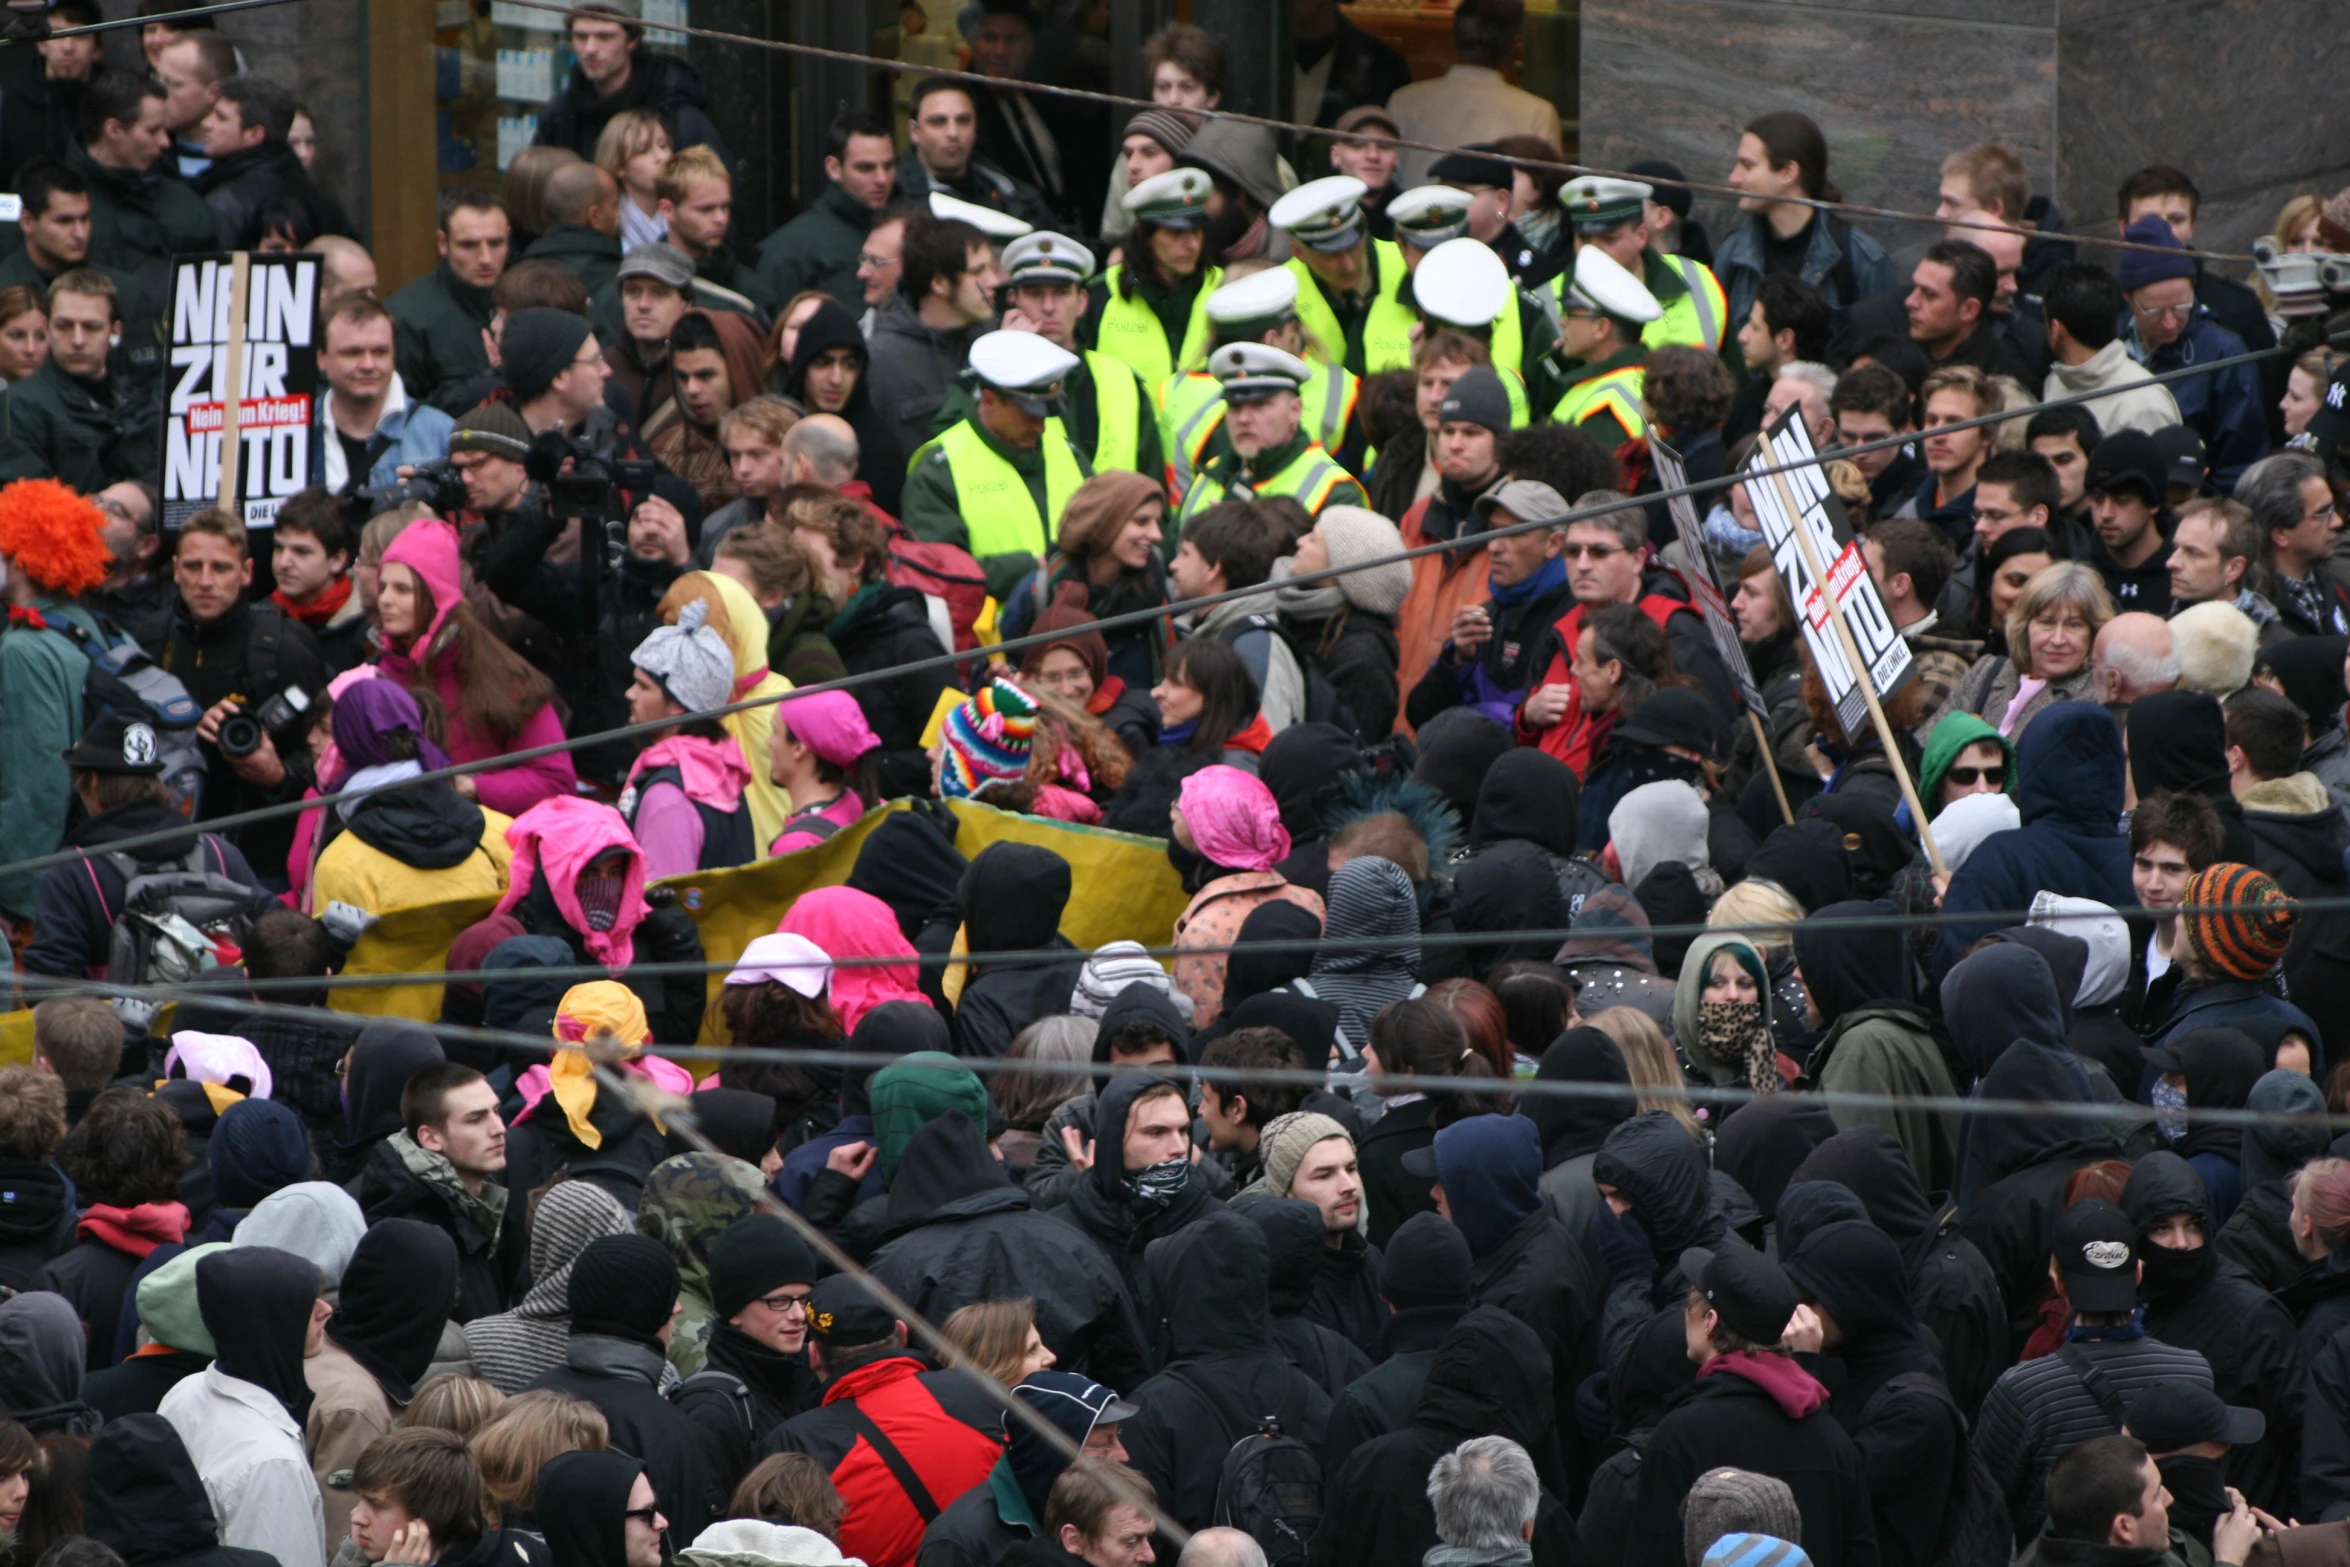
1761, 463, 1947, 878
1748, 709, 1797, 826
214, 251, 250, 515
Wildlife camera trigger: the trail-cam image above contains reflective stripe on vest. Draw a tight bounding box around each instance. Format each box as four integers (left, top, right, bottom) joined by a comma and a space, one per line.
1180, 442, 1352, 526
1288, 240, 1416, 374
931, 420, 1087, 561
1551, 365, 1648, 439
1679, 256, 1726, 351
1081, 349, 1142, 473
1301, 362, 1358, 453
1161, 372, 1224, 497
1095, 264, 1221, 399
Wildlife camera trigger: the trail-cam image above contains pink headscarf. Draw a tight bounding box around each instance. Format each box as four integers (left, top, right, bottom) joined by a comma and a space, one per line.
493, 796, 651, 968
377, 519, 464, 682
1176, 765, 1291, 873
625, 734, 751, 809
776, 886, 924, 1031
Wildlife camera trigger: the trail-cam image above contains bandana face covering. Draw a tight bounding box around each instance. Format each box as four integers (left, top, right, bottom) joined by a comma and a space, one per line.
1124, 1156, 1193, 1211
1698, 1000, 1778, 1093
2152, 1075, 2189, 1142
576, 875, 624, 934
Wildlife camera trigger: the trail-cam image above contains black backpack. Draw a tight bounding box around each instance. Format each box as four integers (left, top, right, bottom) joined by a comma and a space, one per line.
1168, 1364, 1323, 1566
99, 843, 259, 993
1859, 1372, 2009, 1567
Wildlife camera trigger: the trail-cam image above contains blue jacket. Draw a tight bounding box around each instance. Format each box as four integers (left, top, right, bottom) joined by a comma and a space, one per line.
1714, 212, 1895, 338
1936, 702, 2136, 974
2146, 977, 2318, 1059
2123, 310, 2269, 493
317, 375, 455, 494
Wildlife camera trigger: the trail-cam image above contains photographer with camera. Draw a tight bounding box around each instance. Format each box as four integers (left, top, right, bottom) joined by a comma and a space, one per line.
317, 295, 453, 497
159, 509, 330, 887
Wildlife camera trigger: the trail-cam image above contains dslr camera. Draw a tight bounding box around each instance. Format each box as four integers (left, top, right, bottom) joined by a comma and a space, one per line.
524, 428, 659, 526
219, 684, 311, 759
364, 458, 472, 517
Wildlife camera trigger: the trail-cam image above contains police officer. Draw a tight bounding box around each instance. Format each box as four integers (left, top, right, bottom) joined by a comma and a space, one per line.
1550, 243, 1662, 449
1087, 166, 1219, 400
1173, 342, 1366, 526
1273, 173, 1415, 378
1161, 266, 1364, 498
1411, 236, 1553, 426
1558, 174, 1729, 354
1388, 184, 1474, 269
900, 328, 1092, 596
930, 188, 1032, 256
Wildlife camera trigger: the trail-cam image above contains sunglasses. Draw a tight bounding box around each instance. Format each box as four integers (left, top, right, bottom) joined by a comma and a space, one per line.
622, 1508, 661, 1527
1946, 765, 2005, 787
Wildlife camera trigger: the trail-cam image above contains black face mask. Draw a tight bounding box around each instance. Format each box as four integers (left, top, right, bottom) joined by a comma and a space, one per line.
1205, 195, 1256, 261
2157, 1454, 2229, 1551
2137, 1231, 2217, 1300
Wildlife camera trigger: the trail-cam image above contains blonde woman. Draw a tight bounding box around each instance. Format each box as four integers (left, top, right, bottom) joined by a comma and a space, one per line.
1931, 560, 2113, 742
595, 108, 674, 251
936, 1299, 1056, 1387
400, 1374, 507, 1438
470, 1390, 608, 1530
1588, 1005, 1702, 1142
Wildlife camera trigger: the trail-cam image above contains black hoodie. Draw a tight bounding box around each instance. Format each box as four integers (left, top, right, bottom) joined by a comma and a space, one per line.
1714, 1093, 1839, 1225
21, 796, 265, 979
1592, 1111, 1728, 1379
534, 1450, 646, 1567
1451, 839, 1570, 973
777, 298, 905, 515
1118, 1208, 1329, 1530
1311, 1307, 1581, 1567
851, 807, 970, 945
337, 782, 495, 871
1783, 1220, 1963, 1567
1236, 1197, 1373, 1399
0, 1158, 76, 1293
325, 1217, 461, 1404
2121, 1151, 2305, 1516
950, 843, 1085, 1059
867, 1111, 1150, 1396
1054, 1073, 1218, 1311
199, 1245, 321, 1421
1322, 1211, 1472, 1472
1787, 1126, 2005, 1417
88, 1413, 283, 1567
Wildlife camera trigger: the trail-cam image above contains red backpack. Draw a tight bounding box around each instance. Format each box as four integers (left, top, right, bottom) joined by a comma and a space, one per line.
884, 523, 988, 653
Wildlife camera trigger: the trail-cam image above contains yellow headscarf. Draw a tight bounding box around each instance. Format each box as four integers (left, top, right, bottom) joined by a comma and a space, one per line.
698, 572, 797, 852
547, 981, 652, 1149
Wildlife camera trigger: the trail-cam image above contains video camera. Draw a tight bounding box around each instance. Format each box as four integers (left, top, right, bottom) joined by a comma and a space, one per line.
523, 428, 659, 525
2251, 237, 2350, 322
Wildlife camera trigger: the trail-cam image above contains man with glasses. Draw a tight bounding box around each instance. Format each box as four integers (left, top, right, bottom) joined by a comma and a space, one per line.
2239, 451, 2350, 637
2117, 215, 2268, 492
1516, 496, 1735, 757
676, 1214, 822, 1497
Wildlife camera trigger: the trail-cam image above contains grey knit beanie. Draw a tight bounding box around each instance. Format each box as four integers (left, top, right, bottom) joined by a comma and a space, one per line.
1682, 1469, 1803, 1567
1313, 505, 1412, 617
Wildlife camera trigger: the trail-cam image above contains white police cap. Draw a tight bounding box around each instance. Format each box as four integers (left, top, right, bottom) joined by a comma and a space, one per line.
1387, 184, 1474, 248
1122, 167, 1213, 229
1269, 174, 1368, 253
1205, 266, 1300, 328
1002, 231, 1095, 287
1559, 175, 1652, 233
969, 330, 1079, 416
1208, 341, 1311, 401
929, 190, 1032, 240
1413, 237, 1510, 330
1564, 244, 1663, 325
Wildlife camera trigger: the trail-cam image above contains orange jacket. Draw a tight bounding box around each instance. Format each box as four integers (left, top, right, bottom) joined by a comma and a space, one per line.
1394, 491, 1493, 737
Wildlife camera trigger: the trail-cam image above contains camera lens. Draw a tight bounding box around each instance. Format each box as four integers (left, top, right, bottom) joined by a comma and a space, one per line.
218, 711, 262, 759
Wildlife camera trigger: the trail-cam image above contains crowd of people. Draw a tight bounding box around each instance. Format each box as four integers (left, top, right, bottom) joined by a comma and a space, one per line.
5, 2, 2350, 1567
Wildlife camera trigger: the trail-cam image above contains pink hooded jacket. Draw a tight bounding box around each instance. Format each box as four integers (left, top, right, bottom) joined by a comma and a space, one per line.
378, 519, 576, 817
776, 886, 927, 1032
623, 735, 752, 881
492, 796, 650, 969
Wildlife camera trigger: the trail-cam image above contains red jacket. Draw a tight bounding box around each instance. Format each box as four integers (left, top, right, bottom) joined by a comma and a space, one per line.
776, 1354, 1002, 1567
1515, 594, 1691, 775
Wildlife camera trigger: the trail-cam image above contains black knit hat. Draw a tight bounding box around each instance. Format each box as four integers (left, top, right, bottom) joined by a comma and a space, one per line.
501, 307, 594, 404
566, 1234, 679, 1347
708, 1213, 823, 1321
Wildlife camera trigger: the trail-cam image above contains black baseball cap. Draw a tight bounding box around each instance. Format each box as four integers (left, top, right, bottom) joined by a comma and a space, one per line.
2152, 424, 2207, 490
1615, 687, 1719, 759
2083, 430, 2166, 507
2124, 1381, 2265, 1453
804, 1273, 898, 1345
1681, 1245, 1799, 1346
61, 710, 166, 775
2053, 1198, 2140, 1313
2307, 359, 2350, 450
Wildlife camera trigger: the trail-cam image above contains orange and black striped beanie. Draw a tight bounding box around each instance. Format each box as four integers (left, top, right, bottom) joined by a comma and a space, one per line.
2180, 862, 2297, 981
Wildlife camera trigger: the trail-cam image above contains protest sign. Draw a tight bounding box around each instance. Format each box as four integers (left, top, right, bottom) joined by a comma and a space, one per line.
159, 251, 320, 532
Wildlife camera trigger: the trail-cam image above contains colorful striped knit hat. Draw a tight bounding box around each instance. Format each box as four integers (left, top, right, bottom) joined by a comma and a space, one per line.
1702, 1536, 1811, 1567
2180, 862, 2297, 981
938, 679, 1038, 799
